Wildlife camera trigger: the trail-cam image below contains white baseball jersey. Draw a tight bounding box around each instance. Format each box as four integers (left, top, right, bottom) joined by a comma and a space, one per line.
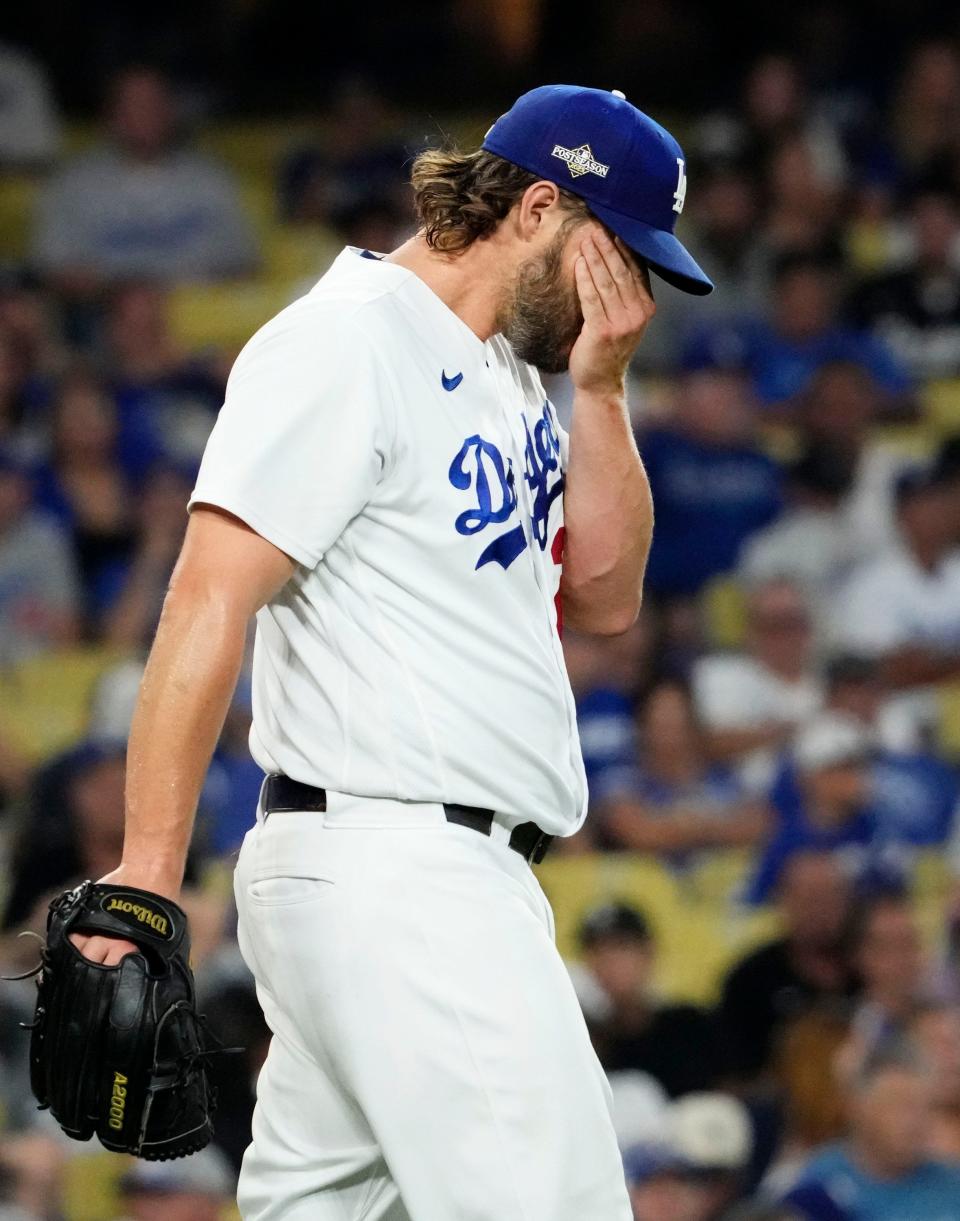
190, 247, 587, 833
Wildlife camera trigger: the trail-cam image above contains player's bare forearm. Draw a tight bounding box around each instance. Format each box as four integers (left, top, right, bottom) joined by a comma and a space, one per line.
562, 387, 652, 634
561, 226, 656, 635
116, 508, 296, 898
120, 582, 248, 895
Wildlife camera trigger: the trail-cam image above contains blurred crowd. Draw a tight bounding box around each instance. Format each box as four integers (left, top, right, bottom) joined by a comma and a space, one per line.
3, 10, 960, 1220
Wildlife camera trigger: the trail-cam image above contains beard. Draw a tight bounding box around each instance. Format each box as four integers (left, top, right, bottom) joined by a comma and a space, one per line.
497, 231, 583, 374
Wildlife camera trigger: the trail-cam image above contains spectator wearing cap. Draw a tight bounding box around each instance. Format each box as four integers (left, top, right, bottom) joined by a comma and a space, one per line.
719, 852, 857, 1086
620, 1092, 754, 1221
791, 1038, 960, 1218
575, 902, 723, 1098
31, 66, 258, 291
622, 1141, 707, 1221
682, 254, 913, 413
692, 580, 822, 790
825, 654, 960, 850
745, 712, 879, 905
850, 189, 960, 380
668, 1092, 753, 1218
592, 679, 769, 863
0, 447, 80, 665
639, 368, 783, 600
832, 463, 960, 742
112, 1146, 235, 1221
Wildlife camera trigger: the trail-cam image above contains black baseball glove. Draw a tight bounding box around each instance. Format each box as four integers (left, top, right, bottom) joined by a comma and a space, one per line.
24, 881, 218, 1160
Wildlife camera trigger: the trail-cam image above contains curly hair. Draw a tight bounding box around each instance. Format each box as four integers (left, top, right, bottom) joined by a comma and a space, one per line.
410, 147, 591, 254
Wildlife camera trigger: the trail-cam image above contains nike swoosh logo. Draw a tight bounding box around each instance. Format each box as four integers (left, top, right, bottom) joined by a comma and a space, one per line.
441, 370, 464, 392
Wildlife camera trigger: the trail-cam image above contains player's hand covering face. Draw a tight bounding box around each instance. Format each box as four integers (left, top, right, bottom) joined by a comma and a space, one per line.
568, 227, 656, 394
499, 222, 655, 381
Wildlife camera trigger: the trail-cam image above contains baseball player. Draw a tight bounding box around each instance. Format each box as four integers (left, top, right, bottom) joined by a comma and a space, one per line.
73, 86, 712, 1219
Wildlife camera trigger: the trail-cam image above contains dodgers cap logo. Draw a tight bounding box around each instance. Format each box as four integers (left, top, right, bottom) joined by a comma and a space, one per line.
482, 85, 713, 296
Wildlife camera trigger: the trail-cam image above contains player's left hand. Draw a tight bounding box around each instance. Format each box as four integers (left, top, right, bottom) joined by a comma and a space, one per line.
568, 227, 655, 397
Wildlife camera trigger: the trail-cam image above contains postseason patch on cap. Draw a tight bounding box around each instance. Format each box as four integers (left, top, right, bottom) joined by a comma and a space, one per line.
551, 142, 610, 179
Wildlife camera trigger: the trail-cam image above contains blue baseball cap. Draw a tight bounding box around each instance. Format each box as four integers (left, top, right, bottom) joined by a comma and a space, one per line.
622, 1141, 693, 1186
482, 84, 713, 296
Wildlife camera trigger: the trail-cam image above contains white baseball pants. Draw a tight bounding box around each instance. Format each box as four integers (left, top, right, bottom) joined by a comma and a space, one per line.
232, 792, 631, 1221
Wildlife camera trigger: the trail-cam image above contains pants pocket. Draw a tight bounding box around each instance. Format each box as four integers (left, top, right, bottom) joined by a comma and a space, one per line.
245, 876, 335, 907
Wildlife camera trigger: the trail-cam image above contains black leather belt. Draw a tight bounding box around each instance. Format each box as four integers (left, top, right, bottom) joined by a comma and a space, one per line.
261, 774, 554, 865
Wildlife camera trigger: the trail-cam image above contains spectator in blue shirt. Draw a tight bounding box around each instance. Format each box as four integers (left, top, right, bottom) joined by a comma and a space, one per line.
594, 679, 769, 864
565, 612, 659, 794
748, 712, 957, 907
825, 652, 960, 847
641, 367, 783, 598
790, 1037, 960, 1219
746, 713, 878, 905
869, 752, 960, 848
683, 253, 913, 413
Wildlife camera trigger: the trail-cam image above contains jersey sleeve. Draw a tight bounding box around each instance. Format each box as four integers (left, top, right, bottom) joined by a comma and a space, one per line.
189, 299, 394, 568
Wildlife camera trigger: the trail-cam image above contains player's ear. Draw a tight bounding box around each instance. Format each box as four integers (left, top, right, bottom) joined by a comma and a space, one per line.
515, 180, 562, 241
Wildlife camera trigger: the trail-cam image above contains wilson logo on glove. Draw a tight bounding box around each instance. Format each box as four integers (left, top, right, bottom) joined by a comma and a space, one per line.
100, 894, 172, 938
